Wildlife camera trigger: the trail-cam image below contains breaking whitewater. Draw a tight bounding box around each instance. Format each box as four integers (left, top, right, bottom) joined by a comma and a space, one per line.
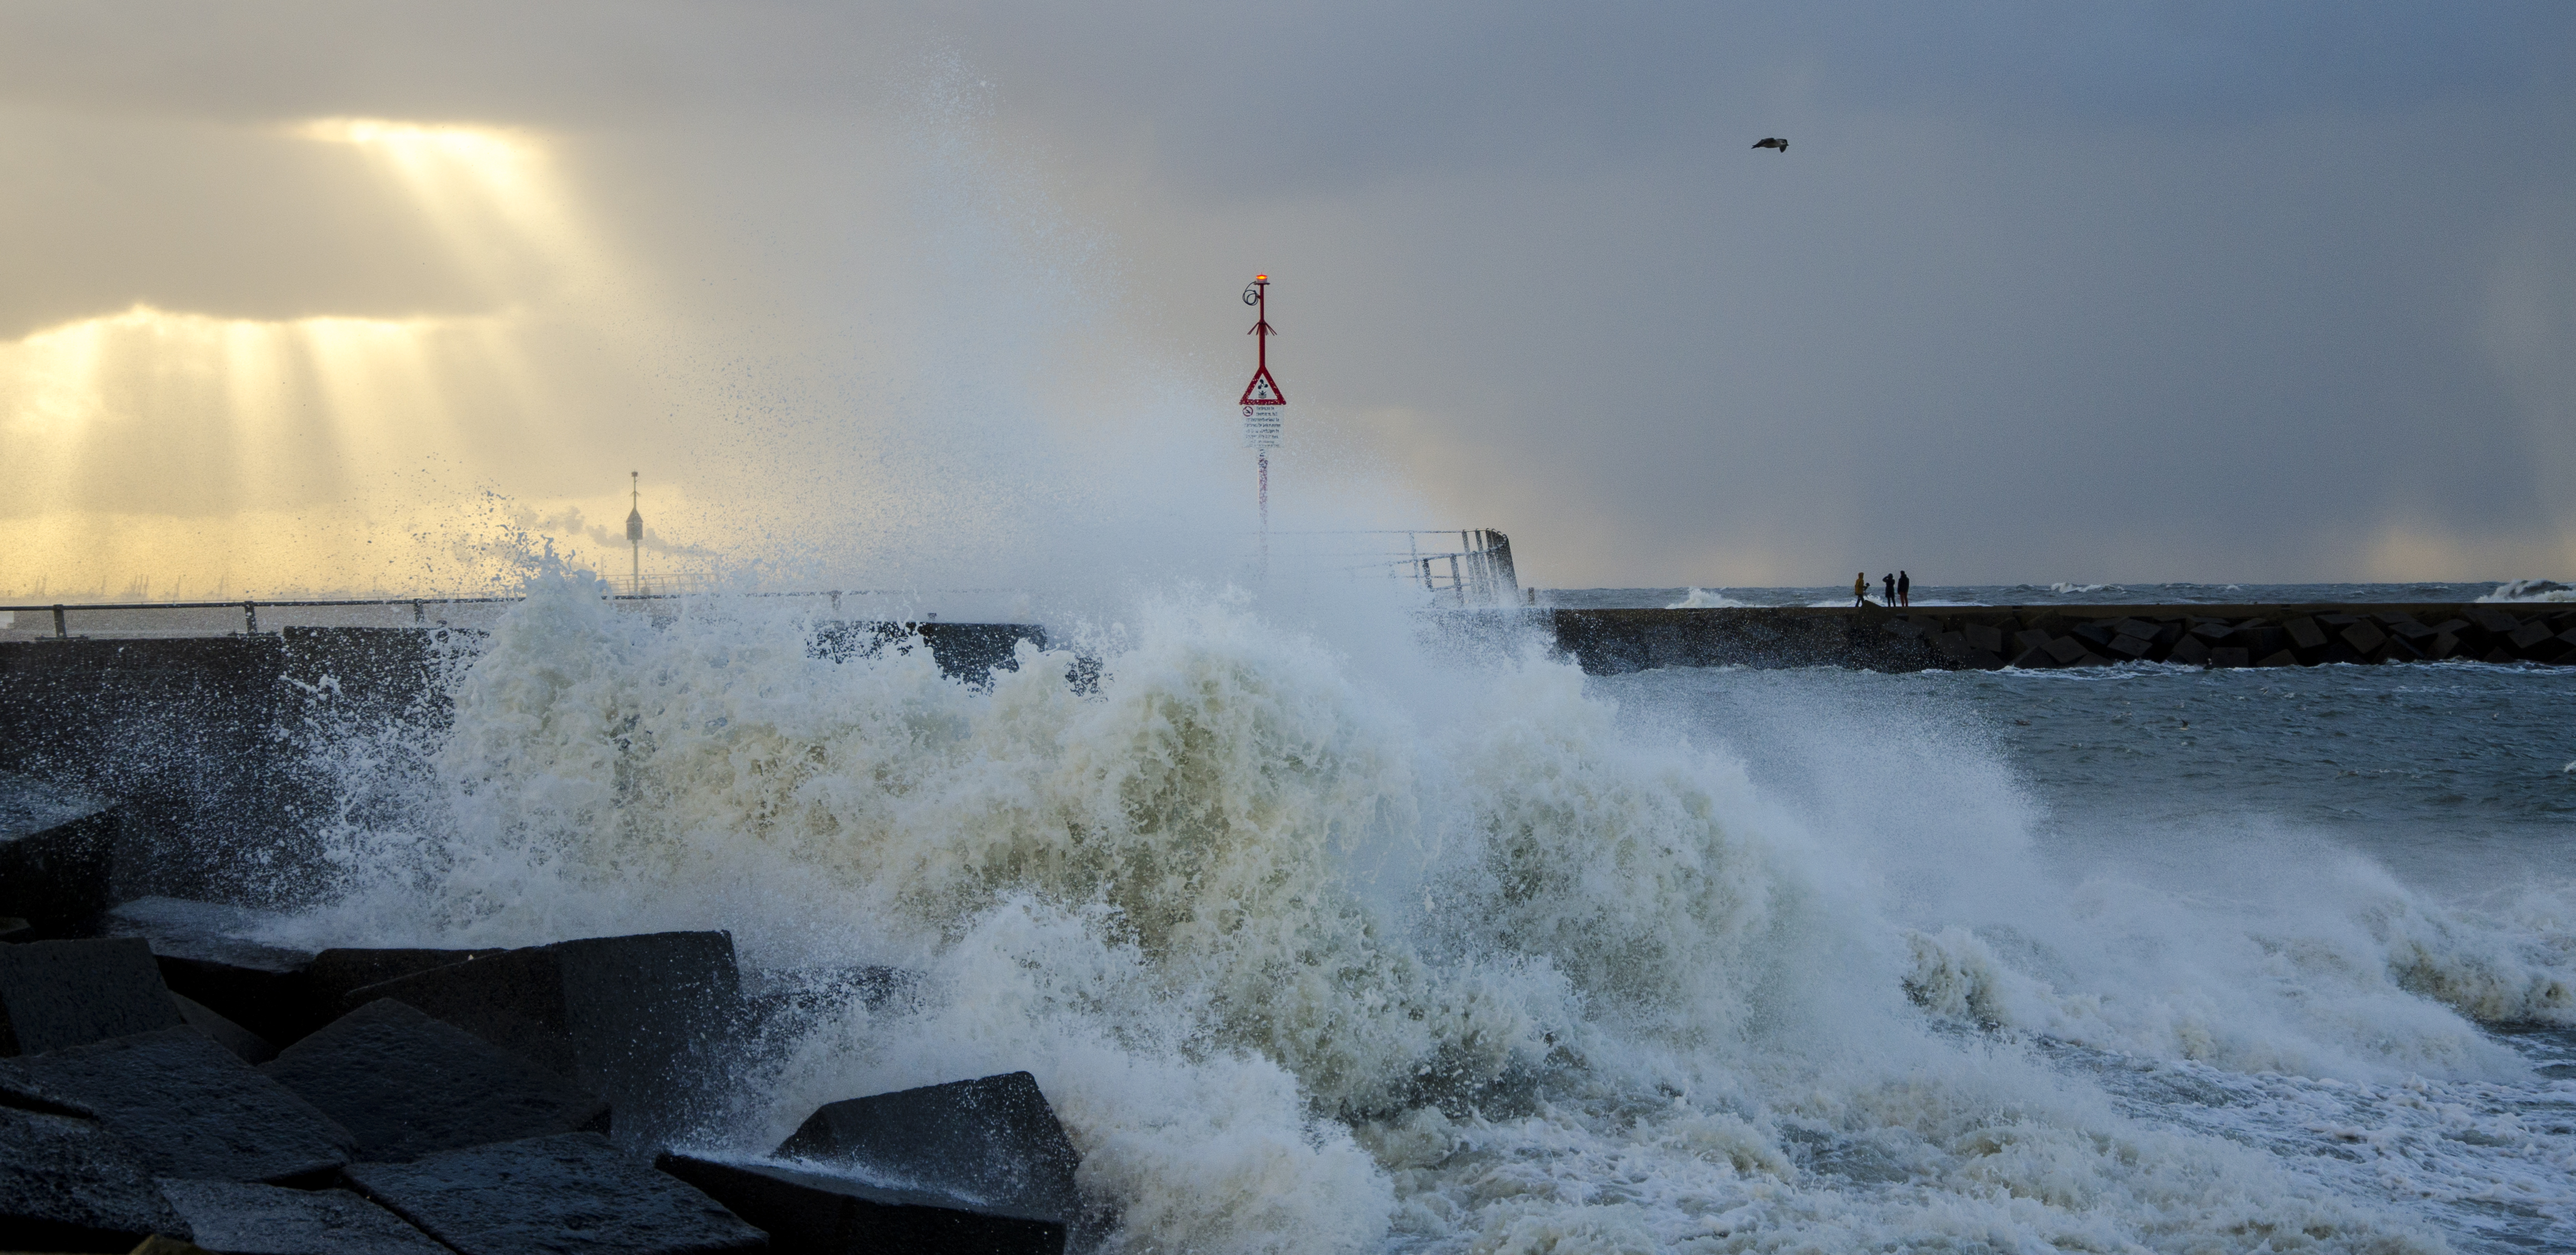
261, 579, 2574, 1254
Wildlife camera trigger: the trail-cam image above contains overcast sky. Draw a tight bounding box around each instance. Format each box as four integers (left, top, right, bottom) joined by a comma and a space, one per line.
4, 1, 2573, 595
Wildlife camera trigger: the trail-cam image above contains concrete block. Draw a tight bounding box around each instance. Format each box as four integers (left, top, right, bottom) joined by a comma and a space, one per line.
1931, 631, 1968, 657
2188, 620, 2237, 642
2377, 635, 2424, 663
2113, 618, 2161, 642
2005, 646, 2056, 670
2255, 650, 2301, 667
1962, 624, 2004, 655
2384, 618, 2435, 641
171, 994, 274, 1065
0, 938, 185, 1056
2427, 632, 2461, 661
2508, 621, 2554, 651
0, 771, 120, 938
0, 1026, 353, 1184
1, 916, 26, 941
2318, 613, 2359, 628
2208, 647, 2251, 668
2070, 621, 2117, 649
2166, 635, 2210, 667
1962, 649, 2008, 671
2430, 618, 2471, 636
2240, 626, 2289, 658
2469, 608, 2521, 634
157, 1179, 449, 1255
2284, 618, 2328, 650
1, 1105, 192, 1251
343, 932, 740, 1146
2483, 646, 2517, 664
307, 948, 503, 1011
2106, 634, 2154, 659
2012, 629, 2052, 654
2321, 641, 2369, 665
104, 899, 320, 1047
2043, 636, 2090, 665
343, 1132, 766, 1255
2339, 620, 2388, 655
1879, 618, 1925, 639
659, 1153, 1066, 1255
263, 998, 606, 1162
776, 1072, 1083, 1228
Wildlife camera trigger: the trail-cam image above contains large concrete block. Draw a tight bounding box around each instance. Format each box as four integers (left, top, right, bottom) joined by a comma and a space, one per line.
2254, 650, 2301, 667
156, 1179, 449, 1255
2284, 618, 2328, 650
343, 932, 741, 1146
2106, 634, 2154, 660
343, 1132, 767, 1255
2166, 635, 2211, 667
658, 1153, 1066, 1255
2208, 647, 2251, 668
2005, 646, 2057, 670
2012, 629, 2052, 655
1, 1105, 192, 1251
1962, 624, 2004, 655
306, 948, 503, 1011
775, 1072, 1083, 1230
2339, 620, 2388, 655
2426, 632, 2461, 661
171, 993, 275, 1065
104, 898, 321, 1047
2188, 620, 2237, 642
2469, 608, 2521, 635
2042, 636, 2090, 665
2070, 621, 2118, 650
0, 770, 121, 938
2507, 620, 2554, 652
0, 938, 186, 1056
263, 998, 606, 1162
2383, 618, 2435, 641
0, 1026, 353, 1184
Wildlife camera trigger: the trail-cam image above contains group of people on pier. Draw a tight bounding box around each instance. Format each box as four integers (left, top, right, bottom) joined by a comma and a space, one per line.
1854, 570, 1912, 608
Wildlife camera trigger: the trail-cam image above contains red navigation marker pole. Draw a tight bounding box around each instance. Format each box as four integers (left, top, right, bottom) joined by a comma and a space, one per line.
1240, 275, 1284, 567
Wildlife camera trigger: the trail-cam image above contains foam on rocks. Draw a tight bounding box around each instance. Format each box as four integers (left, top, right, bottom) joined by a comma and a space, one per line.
0, 1105, 192, 1249
155, 1179, 450, 1255
775, 1072, 1087, 1235
0, 1026, 354, 1184
261, 998, 608, 1161
0, 938, 188, 1058
0, 770, 121, 939
342, 930, 741, 1146
342, 1131, 768, 1255
657, 1153, 1067, 1255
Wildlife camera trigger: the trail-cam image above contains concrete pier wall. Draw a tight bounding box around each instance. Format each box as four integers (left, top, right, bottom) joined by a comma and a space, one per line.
1545, 603, 2576, 675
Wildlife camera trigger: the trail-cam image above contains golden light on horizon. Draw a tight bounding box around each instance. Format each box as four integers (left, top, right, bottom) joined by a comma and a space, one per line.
0, 116, 626, 596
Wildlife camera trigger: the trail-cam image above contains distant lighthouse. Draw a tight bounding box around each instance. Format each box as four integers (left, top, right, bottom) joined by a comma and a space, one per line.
625, 471, 643, 592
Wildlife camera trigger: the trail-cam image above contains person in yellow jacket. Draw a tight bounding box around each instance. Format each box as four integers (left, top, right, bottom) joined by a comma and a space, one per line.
1854, 572, 1868, 607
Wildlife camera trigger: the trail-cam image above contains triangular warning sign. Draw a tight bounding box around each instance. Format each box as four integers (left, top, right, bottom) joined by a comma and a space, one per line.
1240, 366, 1284, 406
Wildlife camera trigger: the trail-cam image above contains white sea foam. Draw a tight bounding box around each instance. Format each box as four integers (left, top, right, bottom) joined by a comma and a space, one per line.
2480, 579, 2576, 603
1667, 588, 1751, 609
268, 575, 2572, 1252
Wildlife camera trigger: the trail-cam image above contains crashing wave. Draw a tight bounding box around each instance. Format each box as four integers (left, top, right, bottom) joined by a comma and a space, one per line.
1666, 588, 1751, 609
2479, 578, 2575, 603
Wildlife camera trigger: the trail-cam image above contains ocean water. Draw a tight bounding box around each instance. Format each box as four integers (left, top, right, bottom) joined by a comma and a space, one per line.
1560, 580, 2574, 610
258, 579, 2573, 1253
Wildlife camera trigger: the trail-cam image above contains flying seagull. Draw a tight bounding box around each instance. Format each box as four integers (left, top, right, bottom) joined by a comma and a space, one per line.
1752, 137, 1787, 152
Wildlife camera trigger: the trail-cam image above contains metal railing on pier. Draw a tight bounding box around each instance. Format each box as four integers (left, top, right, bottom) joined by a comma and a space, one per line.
1262, 529, 1520, 606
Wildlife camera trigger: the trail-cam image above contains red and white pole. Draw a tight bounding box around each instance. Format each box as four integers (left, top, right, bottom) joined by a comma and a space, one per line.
1239, 275, 1286, 573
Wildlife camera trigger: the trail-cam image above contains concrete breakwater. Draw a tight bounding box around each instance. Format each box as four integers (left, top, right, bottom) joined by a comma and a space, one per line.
1544, 602, 2576, 675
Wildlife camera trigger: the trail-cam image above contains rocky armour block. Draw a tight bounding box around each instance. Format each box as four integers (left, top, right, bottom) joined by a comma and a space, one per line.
659, 1153, 1067, 1255
343, 1132, 767, 1255
775, 1071, 1083, 1227
1, 1105, 193, 1249
0, 1027, 353, 1183
171, 993, 276, 1064
0, 938, 187, 1056
0, 771, 121, 937
155, 1179, 450, 1254
306, 947, 505, 1010
104, 898, 323, 1047
263, 998, 608, 1162
342, 931, 741, 1146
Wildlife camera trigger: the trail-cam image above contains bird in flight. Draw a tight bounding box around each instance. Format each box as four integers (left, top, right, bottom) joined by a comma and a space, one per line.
1752, 137, 1788, 152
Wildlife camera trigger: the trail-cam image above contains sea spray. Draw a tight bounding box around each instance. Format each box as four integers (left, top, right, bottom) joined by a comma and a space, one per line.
256, 576, 2571, 1251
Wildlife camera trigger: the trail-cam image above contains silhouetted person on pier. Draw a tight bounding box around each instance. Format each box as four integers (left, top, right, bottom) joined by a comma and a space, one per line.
1899, 570, 1911, 608
1854, 573, 1868, 606
1884, 573, 1896, 605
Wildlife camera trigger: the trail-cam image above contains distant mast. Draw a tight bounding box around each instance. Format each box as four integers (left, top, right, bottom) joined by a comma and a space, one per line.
625, 471, 643, 592
1240, 275, 1284, 565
